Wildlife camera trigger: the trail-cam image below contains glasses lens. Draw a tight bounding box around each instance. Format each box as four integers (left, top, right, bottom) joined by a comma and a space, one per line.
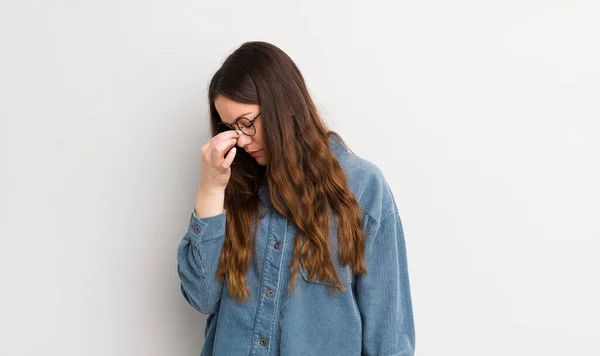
237, 118, 255, 136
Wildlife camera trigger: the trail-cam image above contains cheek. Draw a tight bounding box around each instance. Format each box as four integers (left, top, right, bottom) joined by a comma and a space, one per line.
255, 126, 265, 143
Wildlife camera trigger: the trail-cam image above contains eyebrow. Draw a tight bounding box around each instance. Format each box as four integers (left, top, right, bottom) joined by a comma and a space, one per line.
235, 111, 254, 119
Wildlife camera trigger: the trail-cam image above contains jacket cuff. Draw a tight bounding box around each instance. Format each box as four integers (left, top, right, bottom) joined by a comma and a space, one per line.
187, 208, 226, 242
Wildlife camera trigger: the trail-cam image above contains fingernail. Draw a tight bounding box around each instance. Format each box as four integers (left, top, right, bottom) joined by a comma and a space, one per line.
235, 130, 242, 135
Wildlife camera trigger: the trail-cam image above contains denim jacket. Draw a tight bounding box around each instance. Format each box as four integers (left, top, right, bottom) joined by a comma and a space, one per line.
177, 135, 415, 356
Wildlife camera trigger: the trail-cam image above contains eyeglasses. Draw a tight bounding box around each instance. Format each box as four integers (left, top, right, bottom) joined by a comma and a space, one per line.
216, 112, 261, 136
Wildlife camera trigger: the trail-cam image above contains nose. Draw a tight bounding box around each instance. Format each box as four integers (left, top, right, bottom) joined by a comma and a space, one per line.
236, 133, 253, 149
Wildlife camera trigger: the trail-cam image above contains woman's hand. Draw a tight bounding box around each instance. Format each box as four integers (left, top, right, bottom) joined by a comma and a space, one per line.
199, 130, 241, 192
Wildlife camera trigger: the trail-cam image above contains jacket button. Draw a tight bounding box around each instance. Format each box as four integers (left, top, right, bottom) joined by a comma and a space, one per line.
259, 338, 267, 346
266, 290, 274, 298
193, 226, 200, 233
274, 242, 281, 249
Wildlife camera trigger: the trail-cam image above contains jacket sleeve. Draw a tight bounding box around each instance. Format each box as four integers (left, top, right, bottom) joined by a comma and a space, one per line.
177, 208, 227, 315
356, 204, 415, 356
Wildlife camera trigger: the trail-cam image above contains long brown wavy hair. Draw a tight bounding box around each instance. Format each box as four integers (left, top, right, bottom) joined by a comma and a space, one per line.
208, 41, 367, 302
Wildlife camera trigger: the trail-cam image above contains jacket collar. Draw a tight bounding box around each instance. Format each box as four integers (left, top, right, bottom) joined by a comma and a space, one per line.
328, 133, 349, 160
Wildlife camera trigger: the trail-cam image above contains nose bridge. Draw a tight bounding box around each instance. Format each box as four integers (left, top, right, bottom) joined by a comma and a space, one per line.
237, 132, 253, 147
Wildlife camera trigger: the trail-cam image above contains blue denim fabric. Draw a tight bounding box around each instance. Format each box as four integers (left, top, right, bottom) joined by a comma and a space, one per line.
177, 135, 415, 356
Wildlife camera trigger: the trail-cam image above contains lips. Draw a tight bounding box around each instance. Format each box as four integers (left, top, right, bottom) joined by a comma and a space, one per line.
248, 149, 262, 157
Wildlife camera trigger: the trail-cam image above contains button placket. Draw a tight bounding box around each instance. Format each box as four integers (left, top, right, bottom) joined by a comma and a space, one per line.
249, 206, 286, 355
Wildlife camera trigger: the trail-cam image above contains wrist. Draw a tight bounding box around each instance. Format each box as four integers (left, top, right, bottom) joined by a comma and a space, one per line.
198, 184, 226, 196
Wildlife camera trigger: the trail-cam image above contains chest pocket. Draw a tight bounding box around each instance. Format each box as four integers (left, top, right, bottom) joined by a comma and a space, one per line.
297, 217, 353, 290
299, 258, 352, 290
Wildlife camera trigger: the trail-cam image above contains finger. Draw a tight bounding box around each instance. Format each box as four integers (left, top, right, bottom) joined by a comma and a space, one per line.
223, 146, 236, 169
213, 136, 239, 163
209, 130, 241, 152
213, 129, 242, 143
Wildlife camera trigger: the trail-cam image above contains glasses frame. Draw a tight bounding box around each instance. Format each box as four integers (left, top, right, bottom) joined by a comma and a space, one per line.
217, 112, 261, 136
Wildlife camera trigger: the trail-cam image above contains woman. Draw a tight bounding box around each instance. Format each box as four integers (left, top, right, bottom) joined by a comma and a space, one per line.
177, 41, 415, 356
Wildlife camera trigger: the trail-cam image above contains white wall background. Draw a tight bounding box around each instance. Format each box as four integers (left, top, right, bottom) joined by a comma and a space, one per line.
1, 1, 598, 355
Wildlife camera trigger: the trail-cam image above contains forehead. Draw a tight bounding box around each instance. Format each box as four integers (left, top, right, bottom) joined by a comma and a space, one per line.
214, 96, 260, 124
